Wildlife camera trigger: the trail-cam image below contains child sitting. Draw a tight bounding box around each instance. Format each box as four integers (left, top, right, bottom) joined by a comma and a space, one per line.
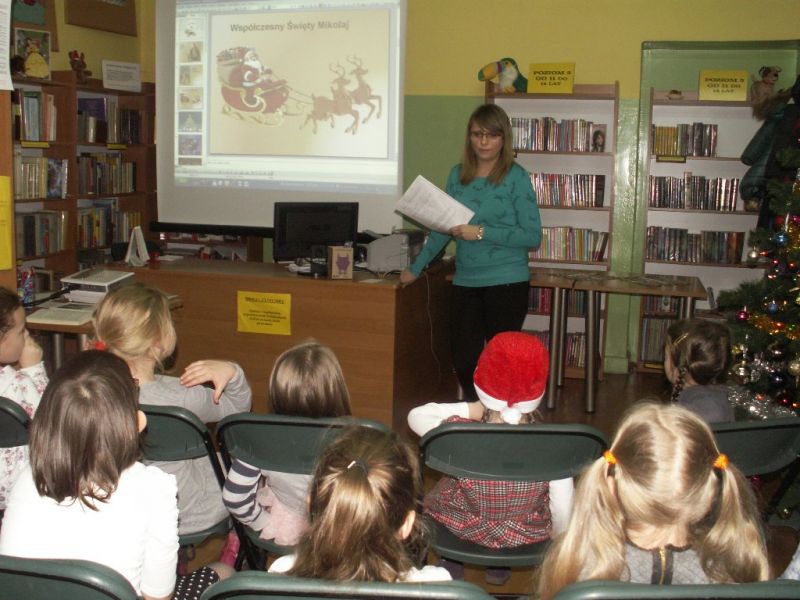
223, 340, 352, 546
92, 282, 252, 560
0, 287, 48, 511
664, 319, 734, 423
269, 426, 451, 582
407, 332, 572, 584
537, 403, 769, 599
0, 350, 232, 600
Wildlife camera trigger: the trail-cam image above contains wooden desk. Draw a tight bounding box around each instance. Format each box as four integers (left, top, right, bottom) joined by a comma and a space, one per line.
530, 269, 707, 413
127, 259, 456, 431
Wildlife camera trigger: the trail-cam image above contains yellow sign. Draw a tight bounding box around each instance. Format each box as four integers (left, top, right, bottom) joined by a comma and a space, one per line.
0, 177, 12, 270
237, 291, 291, 335
698, 70, 748, 101
527, 63, 575, 94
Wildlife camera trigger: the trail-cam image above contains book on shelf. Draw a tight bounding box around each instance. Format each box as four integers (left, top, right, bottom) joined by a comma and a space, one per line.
532, 173, 605, 208
648, 172, 739, 210
13, 89, 57, 142
639, 317, 675, 364
14, 209, 68, 258
528, 329, 587, 368
511, 116, 607, 152
46, 158, 68, 199
651, 122, 718, 157
529, 227, 609, 262
78, 96, 108, 143
529, 286, 587, 316
645, 226, 744, 264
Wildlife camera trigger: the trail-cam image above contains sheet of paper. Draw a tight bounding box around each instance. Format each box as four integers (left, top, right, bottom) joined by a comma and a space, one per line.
124, 225, 150, 266
0, 0, 13, 91
394, 175, 474, 233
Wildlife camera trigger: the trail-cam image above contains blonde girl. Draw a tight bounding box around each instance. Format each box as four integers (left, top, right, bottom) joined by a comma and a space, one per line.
0, 287, 47, 510
665, 319, 734, 423
92, 282, 252, 548
537, 403, 769, 600
269, 426, 450, 583
223, 340, 351, 546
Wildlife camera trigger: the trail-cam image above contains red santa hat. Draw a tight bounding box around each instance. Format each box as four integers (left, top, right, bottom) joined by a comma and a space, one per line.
473, 332, 549, 424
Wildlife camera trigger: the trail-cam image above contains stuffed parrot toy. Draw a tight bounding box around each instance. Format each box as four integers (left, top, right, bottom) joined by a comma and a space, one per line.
478, 58, 528, 93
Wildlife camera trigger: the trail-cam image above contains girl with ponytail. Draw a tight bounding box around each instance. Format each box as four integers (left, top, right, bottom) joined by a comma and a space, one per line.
537, 403, 768, 600
268, 426, 450, 582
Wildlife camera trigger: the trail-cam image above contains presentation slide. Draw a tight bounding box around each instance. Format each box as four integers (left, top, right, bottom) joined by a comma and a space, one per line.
156, 0, 405, 232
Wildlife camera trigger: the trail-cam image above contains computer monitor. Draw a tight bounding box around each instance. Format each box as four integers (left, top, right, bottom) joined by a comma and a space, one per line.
272, 202, 359, 263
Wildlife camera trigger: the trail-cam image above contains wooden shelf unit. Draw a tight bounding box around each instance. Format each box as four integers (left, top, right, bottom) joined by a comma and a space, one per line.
637, 88, 764, 371
12, 70, 156, 279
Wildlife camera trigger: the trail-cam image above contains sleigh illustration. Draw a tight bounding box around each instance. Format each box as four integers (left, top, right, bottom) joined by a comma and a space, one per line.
217, 47, 292, 124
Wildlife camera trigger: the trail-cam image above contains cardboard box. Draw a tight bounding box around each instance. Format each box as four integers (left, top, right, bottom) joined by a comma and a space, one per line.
327, 246, 353, 279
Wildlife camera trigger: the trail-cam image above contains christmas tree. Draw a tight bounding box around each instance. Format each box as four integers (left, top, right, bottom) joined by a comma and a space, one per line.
717, 81, 800, 411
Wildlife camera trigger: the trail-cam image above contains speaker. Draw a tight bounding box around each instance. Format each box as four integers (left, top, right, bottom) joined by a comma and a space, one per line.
310, 244, 328, 275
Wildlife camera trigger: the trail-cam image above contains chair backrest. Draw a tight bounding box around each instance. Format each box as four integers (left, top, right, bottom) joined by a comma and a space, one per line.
139, 403, 226, 486
420, 422, 608, 481
552, 579, 800, 600
0, 554, 138, 600
0, 396, 30, 448
712, 417, 800, 476
199, 572, 493, 600
216, 414, 390, 473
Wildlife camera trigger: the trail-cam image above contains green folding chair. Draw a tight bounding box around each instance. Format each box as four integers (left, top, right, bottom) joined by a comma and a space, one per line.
419, 422, 608, 567
199, 572, 493, 600
712, 417, 800, 518
552, 579, 800, 600
139, 404, 234, 548
216, 414, 390, 569
0, 396, 30, 449
0, 554, 138, 600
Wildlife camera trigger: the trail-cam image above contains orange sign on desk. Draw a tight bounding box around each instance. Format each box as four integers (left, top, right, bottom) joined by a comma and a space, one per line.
237, 291, 291, 335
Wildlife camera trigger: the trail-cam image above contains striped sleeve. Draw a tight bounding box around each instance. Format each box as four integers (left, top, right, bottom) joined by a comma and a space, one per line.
222, 459, 270, 531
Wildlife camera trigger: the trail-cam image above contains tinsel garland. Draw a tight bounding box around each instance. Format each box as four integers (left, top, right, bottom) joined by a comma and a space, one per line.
729, 386, 797, 419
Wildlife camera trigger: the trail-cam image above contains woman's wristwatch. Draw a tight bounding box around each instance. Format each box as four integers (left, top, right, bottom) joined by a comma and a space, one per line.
475, 225, 485, 240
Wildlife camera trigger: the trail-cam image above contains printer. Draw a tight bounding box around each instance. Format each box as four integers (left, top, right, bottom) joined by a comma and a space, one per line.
366, 229, 425, 273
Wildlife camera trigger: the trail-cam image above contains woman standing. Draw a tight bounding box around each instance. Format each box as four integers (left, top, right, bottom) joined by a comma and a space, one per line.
400, 104, 541, 399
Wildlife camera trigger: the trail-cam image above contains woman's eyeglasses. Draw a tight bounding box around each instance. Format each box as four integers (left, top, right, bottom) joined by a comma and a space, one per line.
469, 130, 502, 141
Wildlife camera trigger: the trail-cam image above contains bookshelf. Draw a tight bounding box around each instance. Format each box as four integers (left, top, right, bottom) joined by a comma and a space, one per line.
638, 89, 764, 370
486, 82, 618, 379
11, 70, 156, 281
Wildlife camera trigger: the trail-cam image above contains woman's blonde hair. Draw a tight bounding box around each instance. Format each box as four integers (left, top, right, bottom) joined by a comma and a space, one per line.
288, 426, 427, 582
459, 103, 515, 185
537, 403, 768, 600
270, 340, 351, 418
92, 282, 176, 366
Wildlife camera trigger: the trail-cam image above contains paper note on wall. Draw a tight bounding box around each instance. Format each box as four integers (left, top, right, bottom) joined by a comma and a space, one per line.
237, 291, 291, 335
698, 70, 747, 102
0, 177, 12, 270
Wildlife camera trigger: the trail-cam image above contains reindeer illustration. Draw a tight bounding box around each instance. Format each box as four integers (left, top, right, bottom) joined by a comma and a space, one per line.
302, 63, 359, 134
348, 56, 382, 123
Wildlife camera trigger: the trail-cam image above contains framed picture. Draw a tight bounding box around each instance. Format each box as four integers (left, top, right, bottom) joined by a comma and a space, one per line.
11, 0, 58, 51
14, 28, 51, 80
65, 0, 137, 37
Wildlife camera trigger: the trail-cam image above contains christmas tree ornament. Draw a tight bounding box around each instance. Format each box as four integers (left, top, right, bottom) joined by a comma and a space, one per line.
746, 248, 760, 264
775, 389, 792, 407
788, 359, 800, 376
737, 308, 750, 322
774, 231, 790, 246
730, 360, 751, 385
769, 371, 788, 389
766, 299, 780, 314
767, 341, 788, 360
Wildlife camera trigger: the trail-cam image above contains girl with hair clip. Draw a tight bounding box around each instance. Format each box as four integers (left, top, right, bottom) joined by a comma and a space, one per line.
269, 426, 451, 582
0, 286, 47, 511
664, 318, 734, 424
400, 103, 541, 401
407, 331, 572, 585
0, 351, 232, 600
223, 340, 352, 546
92, 282, 252, 563
537, 403, 769, 600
